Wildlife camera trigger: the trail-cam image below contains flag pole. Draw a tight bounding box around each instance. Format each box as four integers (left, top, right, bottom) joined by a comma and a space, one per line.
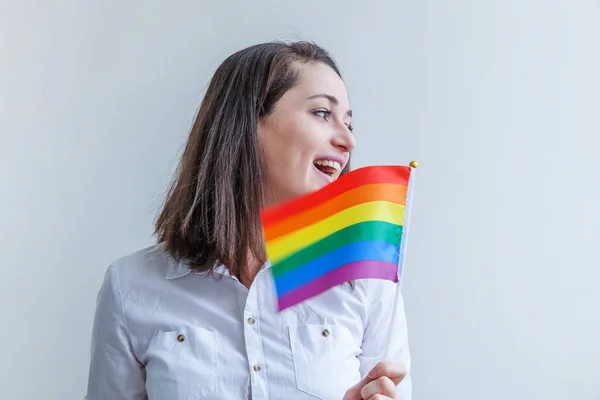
384, 160, 418, 361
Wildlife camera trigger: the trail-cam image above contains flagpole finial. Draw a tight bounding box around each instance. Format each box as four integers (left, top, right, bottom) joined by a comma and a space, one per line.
409, 160, 419, 168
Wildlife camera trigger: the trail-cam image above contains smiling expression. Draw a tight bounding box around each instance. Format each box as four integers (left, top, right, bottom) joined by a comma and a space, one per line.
258, 61, 356, 207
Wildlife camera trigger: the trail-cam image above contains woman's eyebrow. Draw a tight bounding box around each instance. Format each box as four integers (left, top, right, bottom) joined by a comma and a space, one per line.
307, 93, 352, 117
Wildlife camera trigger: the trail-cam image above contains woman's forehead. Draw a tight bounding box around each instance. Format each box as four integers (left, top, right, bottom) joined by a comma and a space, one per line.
290, 63, 350, 105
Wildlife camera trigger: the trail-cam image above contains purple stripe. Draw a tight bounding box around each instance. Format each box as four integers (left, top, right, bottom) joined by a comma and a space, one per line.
277, 260, 399, 311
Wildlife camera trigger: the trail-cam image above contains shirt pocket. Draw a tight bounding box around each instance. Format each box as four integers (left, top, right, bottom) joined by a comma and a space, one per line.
289, 324, 361, 400
145, 327, 218, 400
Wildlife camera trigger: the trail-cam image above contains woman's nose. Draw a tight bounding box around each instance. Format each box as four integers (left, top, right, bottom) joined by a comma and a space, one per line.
332, 126, 356, 153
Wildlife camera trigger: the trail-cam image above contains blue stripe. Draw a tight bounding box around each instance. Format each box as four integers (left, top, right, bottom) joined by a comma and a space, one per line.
273, 240, 400, 296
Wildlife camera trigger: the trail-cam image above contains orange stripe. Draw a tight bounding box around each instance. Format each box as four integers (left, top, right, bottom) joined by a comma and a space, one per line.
264, 183, 407, 242
261, 165, 411, 229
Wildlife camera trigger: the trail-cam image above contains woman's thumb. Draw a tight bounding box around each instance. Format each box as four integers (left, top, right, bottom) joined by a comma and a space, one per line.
342, 374, 371, 400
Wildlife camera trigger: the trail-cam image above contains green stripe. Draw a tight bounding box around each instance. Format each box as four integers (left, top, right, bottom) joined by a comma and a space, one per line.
271, 221, 402, 277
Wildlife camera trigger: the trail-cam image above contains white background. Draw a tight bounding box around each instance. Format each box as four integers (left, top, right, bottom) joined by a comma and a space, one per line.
1, 1, 599, 399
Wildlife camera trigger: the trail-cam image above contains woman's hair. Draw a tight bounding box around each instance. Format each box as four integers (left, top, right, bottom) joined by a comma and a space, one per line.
155, 41, 351, 281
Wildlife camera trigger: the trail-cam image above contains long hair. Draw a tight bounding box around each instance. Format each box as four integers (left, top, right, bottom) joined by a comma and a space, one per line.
155, 41, 350, 281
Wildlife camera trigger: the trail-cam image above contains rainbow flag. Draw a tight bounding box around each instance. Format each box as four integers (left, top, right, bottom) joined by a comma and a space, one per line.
261, 165, 414, 311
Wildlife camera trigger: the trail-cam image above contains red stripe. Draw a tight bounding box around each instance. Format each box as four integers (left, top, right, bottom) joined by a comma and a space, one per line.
261, 165, 411, 229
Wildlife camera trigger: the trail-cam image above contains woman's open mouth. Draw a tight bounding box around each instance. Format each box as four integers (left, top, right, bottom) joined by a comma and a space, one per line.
313, 159, 342, 182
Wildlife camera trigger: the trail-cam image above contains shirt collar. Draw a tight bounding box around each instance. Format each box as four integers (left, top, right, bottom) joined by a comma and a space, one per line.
165, 260, 271, 280
165, 260, 192, 279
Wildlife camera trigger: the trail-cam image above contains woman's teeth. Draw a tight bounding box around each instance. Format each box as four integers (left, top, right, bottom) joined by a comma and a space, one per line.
314, 159, 341, 172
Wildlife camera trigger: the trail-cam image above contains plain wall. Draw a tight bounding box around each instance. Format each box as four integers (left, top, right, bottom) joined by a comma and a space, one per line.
1, 1, 599, 399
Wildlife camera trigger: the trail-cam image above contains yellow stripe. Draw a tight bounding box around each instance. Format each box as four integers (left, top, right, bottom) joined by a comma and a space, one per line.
266, 201, 405, 263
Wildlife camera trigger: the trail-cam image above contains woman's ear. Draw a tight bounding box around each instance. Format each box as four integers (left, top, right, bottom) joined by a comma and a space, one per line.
257, 113, 270, 136
256, 114, 273, 152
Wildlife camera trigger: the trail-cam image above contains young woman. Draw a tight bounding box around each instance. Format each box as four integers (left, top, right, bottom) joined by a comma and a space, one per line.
86, 41, 412, 400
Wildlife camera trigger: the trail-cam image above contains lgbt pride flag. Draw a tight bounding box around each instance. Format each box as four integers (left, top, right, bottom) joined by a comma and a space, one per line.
261, 165, 414, 311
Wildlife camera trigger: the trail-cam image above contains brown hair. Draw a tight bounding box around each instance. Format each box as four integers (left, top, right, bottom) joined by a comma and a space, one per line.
155, 41, 350, 282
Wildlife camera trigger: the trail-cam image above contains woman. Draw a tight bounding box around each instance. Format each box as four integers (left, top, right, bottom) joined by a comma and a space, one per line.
86, 41, 412, 400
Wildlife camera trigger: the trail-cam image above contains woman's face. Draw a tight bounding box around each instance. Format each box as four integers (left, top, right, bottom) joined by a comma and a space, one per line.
258, 61, 356, 206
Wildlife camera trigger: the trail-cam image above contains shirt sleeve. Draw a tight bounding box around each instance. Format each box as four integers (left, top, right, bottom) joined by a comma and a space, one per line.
358, 279, 412, 400
85, 264, 146, 399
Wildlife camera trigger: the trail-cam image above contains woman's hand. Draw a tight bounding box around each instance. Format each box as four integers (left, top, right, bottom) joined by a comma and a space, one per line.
343, 362, 408, 400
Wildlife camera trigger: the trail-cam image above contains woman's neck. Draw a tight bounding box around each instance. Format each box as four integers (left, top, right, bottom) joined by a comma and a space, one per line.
239, 251, 265, 289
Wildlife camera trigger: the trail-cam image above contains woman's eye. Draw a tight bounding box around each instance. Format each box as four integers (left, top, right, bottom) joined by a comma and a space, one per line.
314, 110, 330, 119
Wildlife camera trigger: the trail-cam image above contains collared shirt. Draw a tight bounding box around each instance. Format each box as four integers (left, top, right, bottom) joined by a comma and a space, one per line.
85, 244, 412, 400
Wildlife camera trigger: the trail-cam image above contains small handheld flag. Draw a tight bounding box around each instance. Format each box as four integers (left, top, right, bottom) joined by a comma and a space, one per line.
261, 164, 416, 311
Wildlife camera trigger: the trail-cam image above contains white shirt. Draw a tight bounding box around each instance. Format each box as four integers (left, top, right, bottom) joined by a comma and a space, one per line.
85, 244, 412, 400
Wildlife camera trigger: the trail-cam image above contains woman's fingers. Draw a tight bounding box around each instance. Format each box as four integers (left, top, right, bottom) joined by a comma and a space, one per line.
367, 395, 391, 400
367, 362, 408, 385
360, 376, 396, 399
343, 362, 408, 400
343, 374, 372, 400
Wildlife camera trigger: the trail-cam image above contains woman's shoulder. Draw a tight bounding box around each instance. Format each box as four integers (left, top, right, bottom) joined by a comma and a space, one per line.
106, 244, 182, 288
355, 277, 398, 296
350, 278, 402, 312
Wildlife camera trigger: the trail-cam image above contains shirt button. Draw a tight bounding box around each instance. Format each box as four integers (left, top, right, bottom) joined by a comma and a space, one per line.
177, 334, 185, 342
247, 317, 256, 325
252, 364, 261, 372
322, 329, 330, 337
